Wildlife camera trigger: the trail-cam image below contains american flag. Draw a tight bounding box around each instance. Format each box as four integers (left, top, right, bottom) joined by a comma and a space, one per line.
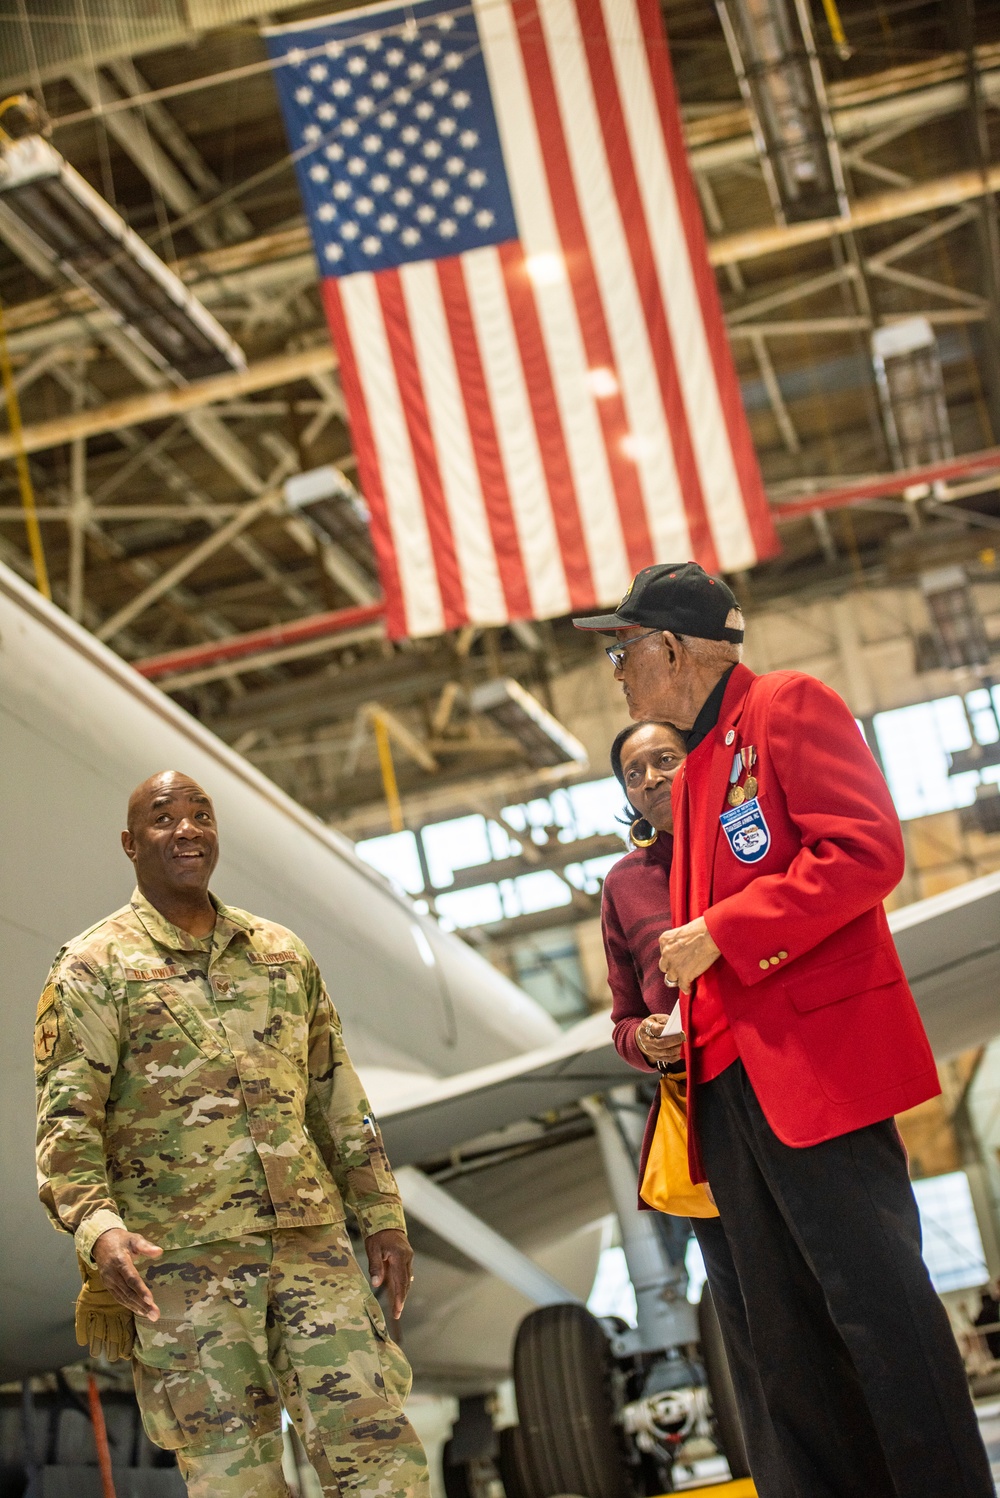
266, 0, 776, 640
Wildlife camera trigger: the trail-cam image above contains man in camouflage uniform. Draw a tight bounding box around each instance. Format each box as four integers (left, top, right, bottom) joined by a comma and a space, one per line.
35, 769, 430, 1498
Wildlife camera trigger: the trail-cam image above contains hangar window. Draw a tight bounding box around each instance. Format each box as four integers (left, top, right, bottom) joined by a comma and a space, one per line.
501, 775, 625, 842
422, 813, 514, 887
355, 829, 424, 894
510, 930, 590, 1025
435, 869, 575, 930
911, 1171, 988, 1293
356, 775, 629, 928
873, 688, 1000, 820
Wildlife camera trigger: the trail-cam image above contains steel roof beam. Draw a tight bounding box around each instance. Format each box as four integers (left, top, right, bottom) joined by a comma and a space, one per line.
0, 346, 336, 459
105, 57, 253, 244
710, 162, 1000, 266
95, 488, 283, 642
67, 67, 221, 251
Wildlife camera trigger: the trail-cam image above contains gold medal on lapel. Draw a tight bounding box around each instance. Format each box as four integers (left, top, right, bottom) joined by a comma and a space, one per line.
743, 775, 758, 799
727, 785, 746, 807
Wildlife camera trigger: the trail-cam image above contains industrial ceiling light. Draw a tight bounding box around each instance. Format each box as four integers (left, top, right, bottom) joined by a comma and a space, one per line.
872, 318, 953, 472
0, 109, 245, 384
469, 678, 588, 771
960, 783, 1000, 835
283, 465, 378, 585
920, 565, 991, 671
715, 0, 844, 223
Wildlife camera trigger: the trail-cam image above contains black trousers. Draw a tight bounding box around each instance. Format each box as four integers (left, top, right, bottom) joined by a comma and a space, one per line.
697, 1060, 994, 1498
692, 1214, 796, 1498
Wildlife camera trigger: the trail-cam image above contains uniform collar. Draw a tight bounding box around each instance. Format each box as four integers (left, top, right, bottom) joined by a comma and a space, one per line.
130, 887, 253, 955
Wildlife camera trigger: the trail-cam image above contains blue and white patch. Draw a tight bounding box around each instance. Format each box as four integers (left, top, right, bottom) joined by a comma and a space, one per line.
720, 797, 771, 864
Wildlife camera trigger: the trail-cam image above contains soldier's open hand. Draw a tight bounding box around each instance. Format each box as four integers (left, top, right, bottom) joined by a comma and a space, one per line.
93, 1228, 163, 1321
367, 1227, 414, 1320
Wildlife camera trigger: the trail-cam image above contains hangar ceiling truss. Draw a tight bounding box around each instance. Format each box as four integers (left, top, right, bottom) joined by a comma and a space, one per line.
1, 0, 999, 831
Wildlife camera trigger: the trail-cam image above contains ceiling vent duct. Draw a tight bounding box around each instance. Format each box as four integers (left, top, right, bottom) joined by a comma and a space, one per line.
715, 0, 846, 223
872, 318, 954, 472
469, 678, 588, 771
0, 131, 245, 383
920, 566, 991, 672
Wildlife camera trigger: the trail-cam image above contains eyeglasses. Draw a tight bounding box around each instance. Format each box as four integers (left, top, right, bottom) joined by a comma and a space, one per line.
605, 628, 661, 669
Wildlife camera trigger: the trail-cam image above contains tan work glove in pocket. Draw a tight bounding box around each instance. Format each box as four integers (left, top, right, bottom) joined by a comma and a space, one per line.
75, 1254, 136, 1363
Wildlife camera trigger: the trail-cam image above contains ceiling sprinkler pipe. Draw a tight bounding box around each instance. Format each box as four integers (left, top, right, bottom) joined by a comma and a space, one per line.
774, 445, 1000, 519
133, 600, 385, 680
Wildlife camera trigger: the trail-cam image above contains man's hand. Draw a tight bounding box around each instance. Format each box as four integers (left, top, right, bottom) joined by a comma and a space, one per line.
635, 1015, 686, 1066
659, 918, 722, 993
367, 1228, 414, 1321
92, 1228, 162, 1321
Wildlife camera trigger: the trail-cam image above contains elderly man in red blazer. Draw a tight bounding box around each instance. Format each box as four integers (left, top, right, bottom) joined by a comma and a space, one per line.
576, 562, 993, 1498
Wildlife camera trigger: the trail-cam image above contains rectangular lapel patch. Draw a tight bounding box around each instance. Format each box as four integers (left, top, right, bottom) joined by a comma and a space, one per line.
248, 951, 300, 966
126, 966, 178, 981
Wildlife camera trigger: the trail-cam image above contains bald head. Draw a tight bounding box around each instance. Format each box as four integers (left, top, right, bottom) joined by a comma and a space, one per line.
126, 770, 205, 833
122, 772, 220, 927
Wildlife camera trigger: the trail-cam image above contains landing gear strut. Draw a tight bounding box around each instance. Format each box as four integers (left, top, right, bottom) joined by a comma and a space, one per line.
503, 1090, 754, 1496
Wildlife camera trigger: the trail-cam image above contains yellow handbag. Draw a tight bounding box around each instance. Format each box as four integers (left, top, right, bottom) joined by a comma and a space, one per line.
640, 1074, 719, 1219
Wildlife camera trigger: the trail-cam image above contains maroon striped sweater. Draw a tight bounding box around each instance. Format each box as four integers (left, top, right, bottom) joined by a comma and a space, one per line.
601, 833, 678, 1074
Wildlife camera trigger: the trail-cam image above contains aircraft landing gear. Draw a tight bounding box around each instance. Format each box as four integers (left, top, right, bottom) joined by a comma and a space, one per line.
506, 1294, 750, 1497
500, 1090, 755, 1496
509, 1302, 633, 1498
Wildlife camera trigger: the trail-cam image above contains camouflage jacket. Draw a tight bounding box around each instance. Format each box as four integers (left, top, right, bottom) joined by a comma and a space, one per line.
35, 890, 406, 1263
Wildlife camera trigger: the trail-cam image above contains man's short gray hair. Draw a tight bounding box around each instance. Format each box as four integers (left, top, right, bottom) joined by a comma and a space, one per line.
676, 607, 744, 667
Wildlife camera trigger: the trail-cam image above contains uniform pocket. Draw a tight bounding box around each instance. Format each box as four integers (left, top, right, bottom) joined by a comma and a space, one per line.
258, 972, 309, 1072
157, 986, 225, 1058
132, 1320, 224, 1452
363, 1293, 413, 1409
126, 982, 224, 1100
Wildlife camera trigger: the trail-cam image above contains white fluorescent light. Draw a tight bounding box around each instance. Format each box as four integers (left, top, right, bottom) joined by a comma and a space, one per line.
470, 677, 588, 771
0, 134, 245, 383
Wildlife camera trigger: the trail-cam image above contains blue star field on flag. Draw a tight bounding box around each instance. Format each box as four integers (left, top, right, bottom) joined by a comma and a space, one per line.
266, 0, 519, 278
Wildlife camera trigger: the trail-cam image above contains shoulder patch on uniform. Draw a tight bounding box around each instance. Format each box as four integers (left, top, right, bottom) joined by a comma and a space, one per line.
247, 950, 300, 966
125, 966, 178, 981
34, 985, 62, 1067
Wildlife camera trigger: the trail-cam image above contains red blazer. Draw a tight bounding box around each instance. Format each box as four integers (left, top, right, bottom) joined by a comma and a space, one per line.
671, 664, 939, 1182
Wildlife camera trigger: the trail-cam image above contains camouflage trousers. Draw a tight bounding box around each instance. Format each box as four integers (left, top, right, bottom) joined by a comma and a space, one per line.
131, 1224, 430, 1498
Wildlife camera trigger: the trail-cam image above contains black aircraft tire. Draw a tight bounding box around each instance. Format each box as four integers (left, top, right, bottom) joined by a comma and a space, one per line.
698, 1284, 752, 1481
511, 1302, 633, 1498
497, 1424, 532, 1498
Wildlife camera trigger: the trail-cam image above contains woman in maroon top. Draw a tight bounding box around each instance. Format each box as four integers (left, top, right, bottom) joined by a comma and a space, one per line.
601, 721, 790, 1497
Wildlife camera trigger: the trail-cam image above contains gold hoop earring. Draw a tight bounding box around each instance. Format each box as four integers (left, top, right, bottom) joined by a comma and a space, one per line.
630, 817, 658, 848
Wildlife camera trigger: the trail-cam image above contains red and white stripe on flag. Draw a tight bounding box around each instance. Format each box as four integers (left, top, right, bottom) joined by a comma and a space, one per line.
322, 0, 777, 639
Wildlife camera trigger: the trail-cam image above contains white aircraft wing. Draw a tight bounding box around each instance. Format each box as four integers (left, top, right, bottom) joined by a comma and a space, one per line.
889, 868, 1000, 1061
373, 868, 1000, 1169
367, 1012, 637, 1166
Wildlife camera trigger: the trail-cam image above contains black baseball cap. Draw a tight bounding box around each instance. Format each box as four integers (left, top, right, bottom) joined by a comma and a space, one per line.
572, 562, 744, 641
